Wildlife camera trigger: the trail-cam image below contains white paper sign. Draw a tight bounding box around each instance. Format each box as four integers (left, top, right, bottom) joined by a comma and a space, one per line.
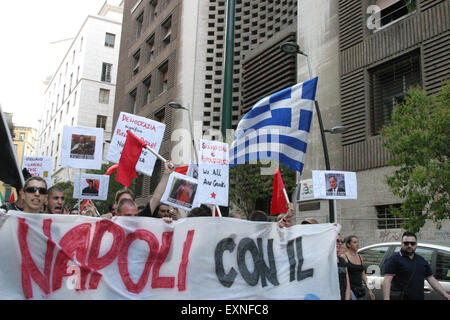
296, 179, 314, 202
73, 173, 110, 200
312, 170, 357, 199
60, 127, 104, 170
23, 156, 52, 188
187, 161, 198, 179
107, 112, 165, 177
195, 139, 229, 207
161, 172, 199, 211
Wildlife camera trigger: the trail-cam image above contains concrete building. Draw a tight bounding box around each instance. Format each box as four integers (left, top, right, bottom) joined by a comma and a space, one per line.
36, 2, 123, 185
295, 0, 449, 245
114, 0, 298, 207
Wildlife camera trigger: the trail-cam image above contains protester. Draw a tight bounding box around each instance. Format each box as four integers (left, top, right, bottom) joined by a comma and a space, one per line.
151, 203, 172, 218
46, 186, 65, 214
1, 168, 33, 213
169, 206, 182, 220
188, 204, 212, 217
301, 217, 319, 224
229, 211, 243, 219
383, 231, 450, 300
80, 203, 98, 217
19, 177, 48, 214
343, 235, 375, 300
337, 233, 351, 300
248, 210, 268, 221
116, 198, 139, 217
277, 203, 294, 228
70, 207, 79, 215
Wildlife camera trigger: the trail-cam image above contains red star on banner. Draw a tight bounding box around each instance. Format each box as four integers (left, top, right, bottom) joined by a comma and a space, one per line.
211, 192, 216, 199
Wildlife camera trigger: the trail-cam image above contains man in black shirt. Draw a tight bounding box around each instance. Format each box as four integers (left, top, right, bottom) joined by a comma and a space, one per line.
383, 231, 450, 300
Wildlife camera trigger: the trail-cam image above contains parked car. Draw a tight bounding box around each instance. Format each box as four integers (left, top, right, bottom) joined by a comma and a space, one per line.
358, 241, 450, 300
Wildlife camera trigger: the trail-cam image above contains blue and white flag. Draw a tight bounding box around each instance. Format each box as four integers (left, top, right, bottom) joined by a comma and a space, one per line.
229, 77, 318, 173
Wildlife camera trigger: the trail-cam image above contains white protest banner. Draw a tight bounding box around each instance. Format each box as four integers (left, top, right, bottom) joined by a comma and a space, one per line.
61, 126, 103, 170
195, 139, 229, 207
312, 170, 357, 200
161, 172, 199, 211
23, 156, 52, 188
73, 173, 110, 200
107, 112, 165, 177
0, 212, 340, 300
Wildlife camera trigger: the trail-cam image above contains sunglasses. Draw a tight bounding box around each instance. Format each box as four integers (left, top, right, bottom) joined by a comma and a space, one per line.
336, 240, 344, 244
403, 241, 416, 246
24, 186, 48, 195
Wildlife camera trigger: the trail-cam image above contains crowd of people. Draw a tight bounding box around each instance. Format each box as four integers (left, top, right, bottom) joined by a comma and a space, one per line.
1, 162, 449, 300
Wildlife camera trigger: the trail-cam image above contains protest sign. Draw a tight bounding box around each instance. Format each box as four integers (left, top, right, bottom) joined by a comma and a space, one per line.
161, 172, 199, 211
312, 171, 357, 200
296, 179, 314, 202
107, 112, 165, 177
194, 139, 229, 207
73, 173, 110, 200
0, 212, 340, 300
23, 156, 52, 188
61, 127, 103, 170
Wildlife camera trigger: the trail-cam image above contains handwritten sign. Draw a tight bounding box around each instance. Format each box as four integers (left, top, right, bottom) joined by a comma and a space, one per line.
23, 156, 52, 188
107, 112, 165, 177
60, 126, 104, 170
195, 139, 229, 207
0, 212, 340, 300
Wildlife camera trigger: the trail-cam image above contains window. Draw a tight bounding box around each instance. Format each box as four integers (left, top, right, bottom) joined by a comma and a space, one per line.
435, 251, 450, 281
375, 204, 406, 229
155, 108, 165, 124
132, 50, 140, 76
105, 33, 116, 48
162, 16, 172, 46
99, 89, 110, 104
129, 88, 137, 113
101, 63, 112, 82
56, 133, 60, 151
159, 62, 169, 93
360, 246, 389, 275
375, 0, 417, 28
96, 115, 107, 130
369, 50, 421, 135
19, 133, 25, 141
69, 74, 73, 94
80, 37, 83, 52
150, 0, 158, 21
143, 76, 152, 105
136, 12, 144, 39
66, 101, 70, 113
146, 35, 155, 62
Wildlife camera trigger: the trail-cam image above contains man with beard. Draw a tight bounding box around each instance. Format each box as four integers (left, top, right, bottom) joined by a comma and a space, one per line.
383, 231, 450, 300
46, 186, 65, 214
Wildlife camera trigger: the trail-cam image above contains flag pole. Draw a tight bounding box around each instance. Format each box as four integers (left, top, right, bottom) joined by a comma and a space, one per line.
144, 145, 174, 170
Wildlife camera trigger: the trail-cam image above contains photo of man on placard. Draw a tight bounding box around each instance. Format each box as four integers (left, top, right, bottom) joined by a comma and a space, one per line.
326, 173, 346, 197
70, 134, 96, 159
168, 177, 198, 209
82, 179, 99, 196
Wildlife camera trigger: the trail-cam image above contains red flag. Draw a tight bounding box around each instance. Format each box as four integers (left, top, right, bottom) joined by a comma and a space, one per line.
9, 192, 15, 203
115, 130, 147, 187
214, 206, 221, 217
270, 168, 287, 215
174, 165, 189, 175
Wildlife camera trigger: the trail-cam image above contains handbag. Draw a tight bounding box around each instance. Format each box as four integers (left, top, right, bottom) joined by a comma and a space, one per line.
353, 286, 366, 298
390, 259, 416, 300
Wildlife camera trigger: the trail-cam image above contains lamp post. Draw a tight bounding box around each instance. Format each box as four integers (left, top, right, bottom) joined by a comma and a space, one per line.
168, 102, 199, 166
280, 42, 347, 223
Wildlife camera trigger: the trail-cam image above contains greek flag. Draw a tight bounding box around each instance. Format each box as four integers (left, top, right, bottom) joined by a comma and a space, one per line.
229, 77, 318, 173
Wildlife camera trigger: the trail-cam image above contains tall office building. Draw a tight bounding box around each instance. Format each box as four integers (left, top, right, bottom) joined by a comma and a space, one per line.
114, 0, 298, 207
36, 2, 123, 185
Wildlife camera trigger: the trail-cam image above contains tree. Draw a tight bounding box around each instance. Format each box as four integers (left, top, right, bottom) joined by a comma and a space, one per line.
229, 162, 296, 217
381, 81, 450, 232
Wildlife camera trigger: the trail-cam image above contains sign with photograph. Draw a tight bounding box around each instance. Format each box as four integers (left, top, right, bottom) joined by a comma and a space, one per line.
73, 173, 110, 200
107, 112, 165, 177
195, 139, 229, 207
161, 172, 199, 211
312, 170, 357, 200
60, 127, 103, 170
296, 179, 314, 202
23, 156, 52, 188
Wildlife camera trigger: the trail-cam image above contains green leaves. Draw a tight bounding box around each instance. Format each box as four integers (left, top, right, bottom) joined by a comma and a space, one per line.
381, 81, 450, 232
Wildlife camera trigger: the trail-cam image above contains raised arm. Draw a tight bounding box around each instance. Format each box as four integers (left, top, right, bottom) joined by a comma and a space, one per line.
149, 161, 174, 214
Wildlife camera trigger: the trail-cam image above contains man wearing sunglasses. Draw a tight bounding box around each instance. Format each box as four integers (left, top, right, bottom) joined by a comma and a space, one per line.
383, 231, 450, 300
19, 177, 48, 214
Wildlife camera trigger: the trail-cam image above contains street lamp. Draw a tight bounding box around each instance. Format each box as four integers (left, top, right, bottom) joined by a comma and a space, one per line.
168, 102, 199, 166
281, 42, 347, 223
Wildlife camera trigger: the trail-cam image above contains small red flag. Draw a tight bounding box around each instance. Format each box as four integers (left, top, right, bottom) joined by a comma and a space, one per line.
9, 192, 15, 203
270, 168, 287, 215
105, 164, 119, 175
174, 165, 189, 175
115, 130, 147, 187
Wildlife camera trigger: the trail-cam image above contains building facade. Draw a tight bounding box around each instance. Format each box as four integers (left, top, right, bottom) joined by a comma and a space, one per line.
114, 0, 298, 207
36, 2, 123, 185
296, 0, 449, 245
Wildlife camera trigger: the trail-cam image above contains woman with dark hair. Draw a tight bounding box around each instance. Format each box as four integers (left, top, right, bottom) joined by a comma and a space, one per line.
343, 235, 375, 300
337, 234, 351, 300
